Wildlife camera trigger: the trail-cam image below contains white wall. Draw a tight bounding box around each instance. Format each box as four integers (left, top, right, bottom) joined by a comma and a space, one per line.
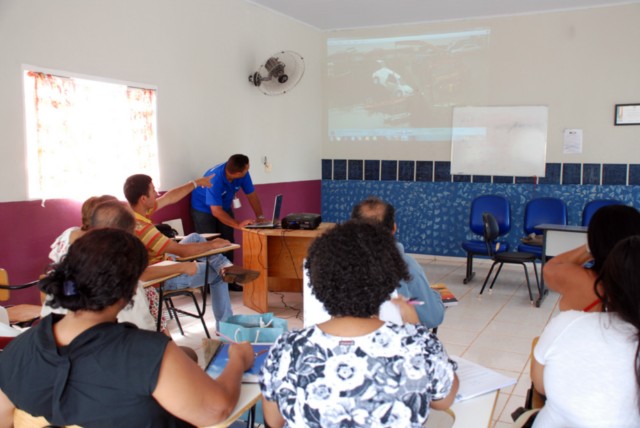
0, 0, 323, 202
322, 4, 640, 164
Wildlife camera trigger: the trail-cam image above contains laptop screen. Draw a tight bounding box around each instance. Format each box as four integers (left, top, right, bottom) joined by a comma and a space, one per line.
272, 194, 283, 223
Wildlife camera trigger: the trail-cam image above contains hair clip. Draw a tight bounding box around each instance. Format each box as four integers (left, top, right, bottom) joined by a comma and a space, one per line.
63, 279, 78, 296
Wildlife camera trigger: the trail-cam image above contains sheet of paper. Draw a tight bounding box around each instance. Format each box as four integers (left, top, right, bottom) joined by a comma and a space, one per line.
451, 355, 516, 402
563, 128, 583, 154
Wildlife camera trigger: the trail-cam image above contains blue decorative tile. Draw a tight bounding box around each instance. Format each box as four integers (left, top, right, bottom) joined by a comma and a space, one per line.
321, 180, 635, 258
322, 159, 332, 180
473, 175, 491, 183
399, 161, 415, 181
333, 159, 346, 180
562, 163, 581, 185
629, 164, 640, 186
602, 164, 627, 185
381, 161, 397, 181
434, 161, 451, 182
539, 163, 561, 184
453, 175, 471, 182
493, 176, 513, 184
348, 160, 363, 180
515, 176, 536, 184
416, 161, 433, 182
582, 163, 601, 185
364, 160, 380, 181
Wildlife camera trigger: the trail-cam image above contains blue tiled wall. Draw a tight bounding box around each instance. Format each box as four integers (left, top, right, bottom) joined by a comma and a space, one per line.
321, 160, 640, 257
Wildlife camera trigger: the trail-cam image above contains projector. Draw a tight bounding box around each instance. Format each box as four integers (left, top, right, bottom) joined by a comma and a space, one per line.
281, 213, 322, 230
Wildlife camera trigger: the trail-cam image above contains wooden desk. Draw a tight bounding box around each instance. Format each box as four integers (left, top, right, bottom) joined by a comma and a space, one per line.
536, 223, 587, 307
242, 223, 333, 313
202, 383, 261, 428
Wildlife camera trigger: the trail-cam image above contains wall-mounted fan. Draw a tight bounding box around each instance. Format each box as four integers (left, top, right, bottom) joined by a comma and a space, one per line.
248, 51, 305, 95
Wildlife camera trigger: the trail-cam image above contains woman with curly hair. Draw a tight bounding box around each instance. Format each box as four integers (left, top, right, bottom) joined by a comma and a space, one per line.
0, 228, 254, 427
259, 221, 459, 427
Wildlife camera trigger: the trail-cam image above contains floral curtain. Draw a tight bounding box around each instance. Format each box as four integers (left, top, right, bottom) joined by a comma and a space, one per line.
25, 71, 159, 201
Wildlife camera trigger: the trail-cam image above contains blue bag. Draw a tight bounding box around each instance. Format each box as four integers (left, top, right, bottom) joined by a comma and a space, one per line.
218, 313, 287, 426
218, 312, 288, 344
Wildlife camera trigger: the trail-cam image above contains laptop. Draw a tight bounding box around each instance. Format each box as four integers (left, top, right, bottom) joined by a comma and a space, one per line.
245, 194, 283, 229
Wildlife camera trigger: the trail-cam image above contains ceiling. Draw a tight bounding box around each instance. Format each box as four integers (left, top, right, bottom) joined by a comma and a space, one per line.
247, 0, 636, 30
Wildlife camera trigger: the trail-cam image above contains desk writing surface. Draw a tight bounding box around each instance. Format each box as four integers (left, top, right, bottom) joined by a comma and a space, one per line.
175, 243, 241, 262
242, 223, 334, 313
450, 390, 498, 428
141, 260, 181, 288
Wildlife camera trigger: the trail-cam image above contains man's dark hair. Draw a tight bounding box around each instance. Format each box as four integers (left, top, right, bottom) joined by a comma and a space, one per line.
226, 154, 250, 174
91, 201, 135, 233
123, 174, 152, 206
351, 196, 395, 233
40, 228, 147, 312
304, 221, 409, 318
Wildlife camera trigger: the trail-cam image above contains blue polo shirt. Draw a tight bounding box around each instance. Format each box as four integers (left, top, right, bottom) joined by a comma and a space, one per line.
191, 162, 255, 213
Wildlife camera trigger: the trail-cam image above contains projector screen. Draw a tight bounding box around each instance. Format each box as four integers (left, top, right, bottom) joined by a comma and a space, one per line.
327, 29, 490, 143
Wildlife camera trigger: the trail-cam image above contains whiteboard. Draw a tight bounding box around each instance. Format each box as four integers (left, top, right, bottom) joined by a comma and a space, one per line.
451, 106, 548, 177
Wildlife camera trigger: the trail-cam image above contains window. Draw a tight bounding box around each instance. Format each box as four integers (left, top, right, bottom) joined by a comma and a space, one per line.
23, 69, 160, 201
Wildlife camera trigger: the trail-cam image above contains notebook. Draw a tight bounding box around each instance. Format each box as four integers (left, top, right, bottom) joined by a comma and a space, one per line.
205, 343, 271, 383
245, 194, 283, 229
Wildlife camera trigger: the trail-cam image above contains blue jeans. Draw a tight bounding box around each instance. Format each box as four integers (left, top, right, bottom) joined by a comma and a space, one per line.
164, 233, 233, 328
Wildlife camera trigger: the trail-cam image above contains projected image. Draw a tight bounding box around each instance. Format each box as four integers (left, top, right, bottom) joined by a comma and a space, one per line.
327, 30, 490, 142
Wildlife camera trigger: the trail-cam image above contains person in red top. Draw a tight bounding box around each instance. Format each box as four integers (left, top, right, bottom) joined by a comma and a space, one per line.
123, 174, 258, 329
543, 204, 640, 312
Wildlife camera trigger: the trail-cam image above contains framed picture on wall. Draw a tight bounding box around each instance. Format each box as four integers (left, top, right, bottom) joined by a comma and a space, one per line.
614, 103, 640, 125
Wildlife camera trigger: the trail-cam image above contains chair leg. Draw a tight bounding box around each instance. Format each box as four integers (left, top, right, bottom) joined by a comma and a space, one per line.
463, 252, 475, 284
166, 298, 185, 336
521, 263, 534, 302
198, 288, 211, 338
480, 261, 498, 295
489, 263, 504, 290
531, 261, 541, 300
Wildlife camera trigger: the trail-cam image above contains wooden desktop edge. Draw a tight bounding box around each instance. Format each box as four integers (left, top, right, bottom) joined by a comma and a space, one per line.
176, 244, 241, 262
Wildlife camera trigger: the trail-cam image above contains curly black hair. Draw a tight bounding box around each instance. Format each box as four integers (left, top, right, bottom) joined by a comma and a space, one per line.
40, 228, 147, 312
304, 220, 409, 318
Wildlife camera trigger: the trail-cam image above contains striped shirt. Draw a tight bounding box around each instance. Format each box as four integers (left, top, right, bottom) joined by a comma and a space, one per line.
133, 205, 170, 265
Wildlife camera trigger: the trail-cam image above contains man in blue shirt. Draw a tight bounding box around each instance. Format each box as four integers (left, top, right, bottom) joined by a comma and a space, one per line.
351, 196, 445, 329
191, 154, 265, 290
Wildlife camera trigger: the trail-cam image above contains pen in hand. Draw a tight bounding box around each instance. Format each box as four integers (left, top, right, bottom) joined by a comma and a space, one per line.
215, 331, 237, 343
216, 331, 266, 357
408, 297, 424, 306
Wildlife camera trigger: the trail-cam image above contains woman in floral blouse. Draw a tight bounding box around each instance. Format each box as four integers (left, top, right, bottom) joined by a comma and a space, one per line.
260, 221, 459, 428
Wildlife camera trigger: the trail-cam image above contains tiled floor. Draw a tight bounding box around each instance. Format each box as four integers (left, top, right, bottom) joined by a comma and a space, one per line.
169, 255, 560, 428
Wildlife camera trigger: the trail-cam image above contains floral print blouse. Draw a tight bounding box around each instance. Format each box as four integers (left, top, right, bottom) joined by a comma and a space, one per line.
259, 322, 456, 428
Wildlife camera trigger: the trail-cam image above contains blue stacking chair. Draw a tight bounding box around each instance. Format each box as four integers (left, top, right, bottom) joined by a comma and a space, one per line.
582, 199, 623, 226
517, 198, 568, 258
461, 195, 510, 284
